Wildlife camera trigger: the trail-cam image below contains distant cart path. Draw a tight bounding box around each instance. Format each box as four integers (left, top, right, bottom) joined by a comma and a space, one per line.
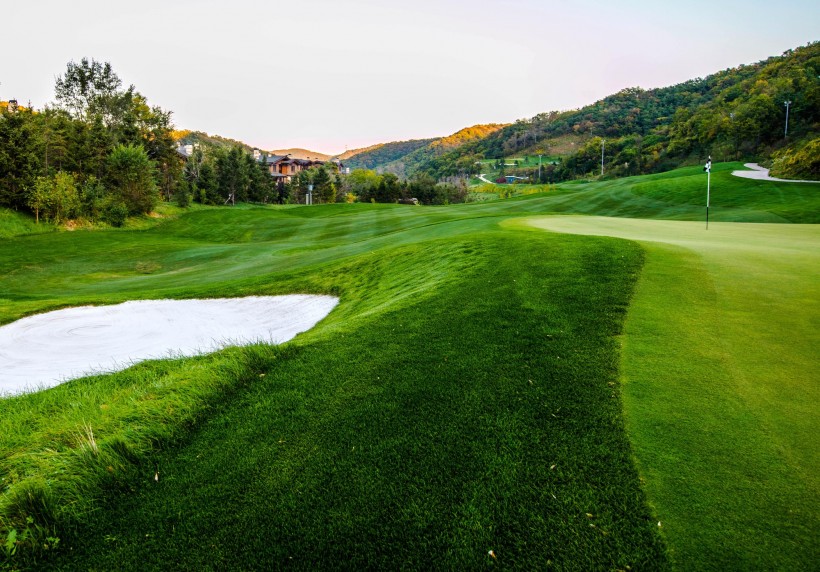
732, 162, 819, 183
477, 173, 496, 184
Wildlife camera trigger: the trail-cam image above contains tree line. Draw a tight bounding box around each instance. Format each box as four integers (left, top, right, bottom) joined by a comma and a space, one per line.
0, 58, 475, 226
0, 59, 182, 225
336, 170, 468, 205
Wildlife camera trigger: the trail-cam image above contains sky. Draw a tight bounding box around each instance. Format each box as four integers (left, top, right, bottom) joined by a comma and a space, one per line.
2, 0, 817, 154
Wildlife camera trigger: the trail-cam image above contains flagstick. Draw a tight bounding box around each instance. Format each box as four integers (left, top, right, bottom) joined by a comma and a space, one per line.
706, 168, 710, 230
704, 156, 712, 230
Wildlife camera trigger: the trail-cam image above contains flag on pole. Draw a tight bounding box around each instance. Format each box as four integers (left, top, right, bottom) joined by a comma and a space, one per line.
704, 155, 712, 229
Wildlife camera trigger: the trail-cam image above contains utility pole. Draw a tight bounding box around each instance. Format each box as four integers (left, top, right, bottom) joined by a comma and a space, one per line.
784, 100, 792, 138
601, 139, 605, 177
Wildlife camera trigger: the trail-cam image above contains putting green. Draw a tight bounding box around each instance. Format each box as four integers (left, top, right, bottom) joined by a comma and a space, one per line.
519, 216, 820, 570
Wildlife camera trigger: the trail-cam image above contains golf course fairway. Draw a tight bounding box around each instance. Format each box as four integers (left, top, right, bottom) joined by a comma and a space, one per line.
522, 216, 819, 570
3, 162, 818, 569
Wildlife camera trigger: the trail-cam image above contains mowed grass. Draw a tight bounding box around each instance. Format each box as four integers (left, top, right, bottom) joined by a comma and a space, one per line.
473, 162, 820, 223
1, 203, 670, 569
1, 162, 817, 569
44, 233, 668, 570
523, 216, 820, 570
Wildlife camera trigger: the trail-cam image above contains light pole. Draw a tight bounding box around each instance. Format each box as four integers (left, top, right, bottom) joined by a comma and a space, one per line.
307, 184, 313, 205
601, 139, 605, 177
784, 100, 792, 138
538, 154, 543, 183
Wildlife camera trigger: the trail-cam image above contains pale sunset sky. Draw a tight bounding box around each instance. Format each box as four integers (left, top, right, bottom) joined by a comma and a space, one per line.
2, 0, 817, 153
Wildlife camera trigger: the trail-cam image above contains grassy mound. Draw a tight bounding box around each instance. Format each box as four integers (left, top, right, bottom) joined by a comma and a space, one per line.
1, 162, 816, 568
484, 162, 820, 223
36, 233, 667, 570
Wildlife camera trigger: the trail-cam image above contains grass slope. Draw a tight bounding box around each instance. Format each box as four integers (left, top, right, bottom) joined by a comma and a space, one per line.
523, 216, 820, 570
472, 163, 820, 223
0, 210, 54, 239
1, 162, 817, 568
49, 233, 666, 570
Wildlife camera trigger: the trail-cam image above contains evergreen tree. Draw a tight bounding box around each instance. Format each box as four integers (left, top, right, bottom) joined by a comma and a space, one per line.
313, 166, 334, 203
0, 108, 41, 210
106, 144, 158, 215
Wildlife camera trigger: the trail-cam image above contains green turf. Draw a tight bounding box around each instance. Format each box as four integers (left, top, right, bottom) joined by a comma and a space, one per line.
1, 162, 817, 569
41, 233, 667, 570
523, 216, 820, 570
0, 209, 55, 239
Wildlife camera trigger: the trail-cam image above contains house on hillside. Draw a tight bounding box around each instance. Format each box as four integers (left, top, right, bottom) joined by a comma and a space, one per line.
265, 154, 335, 183
173, 146, 344, 185
176, 143, 195, 160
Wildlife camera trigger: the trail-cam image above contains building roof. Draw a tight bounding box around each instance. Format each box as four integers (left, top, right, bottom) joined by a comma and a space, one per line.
265, 154, 291, 164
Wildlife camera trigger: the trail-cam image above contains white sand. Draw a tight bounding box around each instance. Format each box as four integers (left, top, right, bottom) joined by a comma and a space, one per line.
732, 162, 819, 183
0, 295, 338, 396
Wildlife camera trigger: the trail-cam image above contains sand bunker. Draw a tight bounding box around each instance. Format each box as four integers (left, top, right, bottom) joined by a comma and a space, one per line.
0, 295, 338, 396
732, 162, 819, 183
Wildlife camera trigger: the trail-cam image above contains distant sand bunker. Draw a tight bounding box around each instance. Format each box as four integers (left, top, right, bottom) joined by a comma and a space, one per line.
0, 295, 338, 396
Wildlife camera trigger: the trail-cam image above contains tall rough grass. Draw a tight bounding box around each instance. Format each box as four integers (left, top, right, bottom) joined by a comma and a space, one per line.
1, 344, 277, 563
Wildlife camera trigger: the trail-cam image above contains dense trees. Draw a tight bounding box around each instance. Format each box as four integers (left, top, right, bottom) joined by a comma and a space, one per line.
364, 42, 818, 182
0, 108, 40, 210
338, 169, 468, 205
182, 145, 274, 206
343, 138, 436, 171
0, 59, 268, 222
0, 58, 182, 223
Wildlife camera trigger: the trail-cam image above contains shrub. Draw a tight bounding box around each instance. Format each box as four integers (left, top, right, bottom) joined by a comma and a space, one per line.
770, 137, 820, 180
103, 199, 128, 227
26, 172, 81, 224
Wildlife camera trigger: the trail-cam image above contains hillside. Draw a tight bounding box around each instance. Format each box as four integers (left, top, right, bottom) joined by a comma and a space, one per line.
271, 148, 332, 161
172, 130, 256, 153
341, 138, 436, 171
380, 124, 507, 178
333, 143, 385, 161
416, 42, 819, 181
170, 43, 818, 184
342, 124, 506, 178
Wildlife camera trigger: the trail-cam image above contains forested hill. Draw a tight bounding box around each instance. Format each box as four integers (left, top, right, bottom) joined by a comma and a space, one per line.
379, 124, 507, 178
343, 124, 506, 177
172, 130, 256, 153
418, 41, 819, 181
341, 138, 436, 171
270, 148, 332, 161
